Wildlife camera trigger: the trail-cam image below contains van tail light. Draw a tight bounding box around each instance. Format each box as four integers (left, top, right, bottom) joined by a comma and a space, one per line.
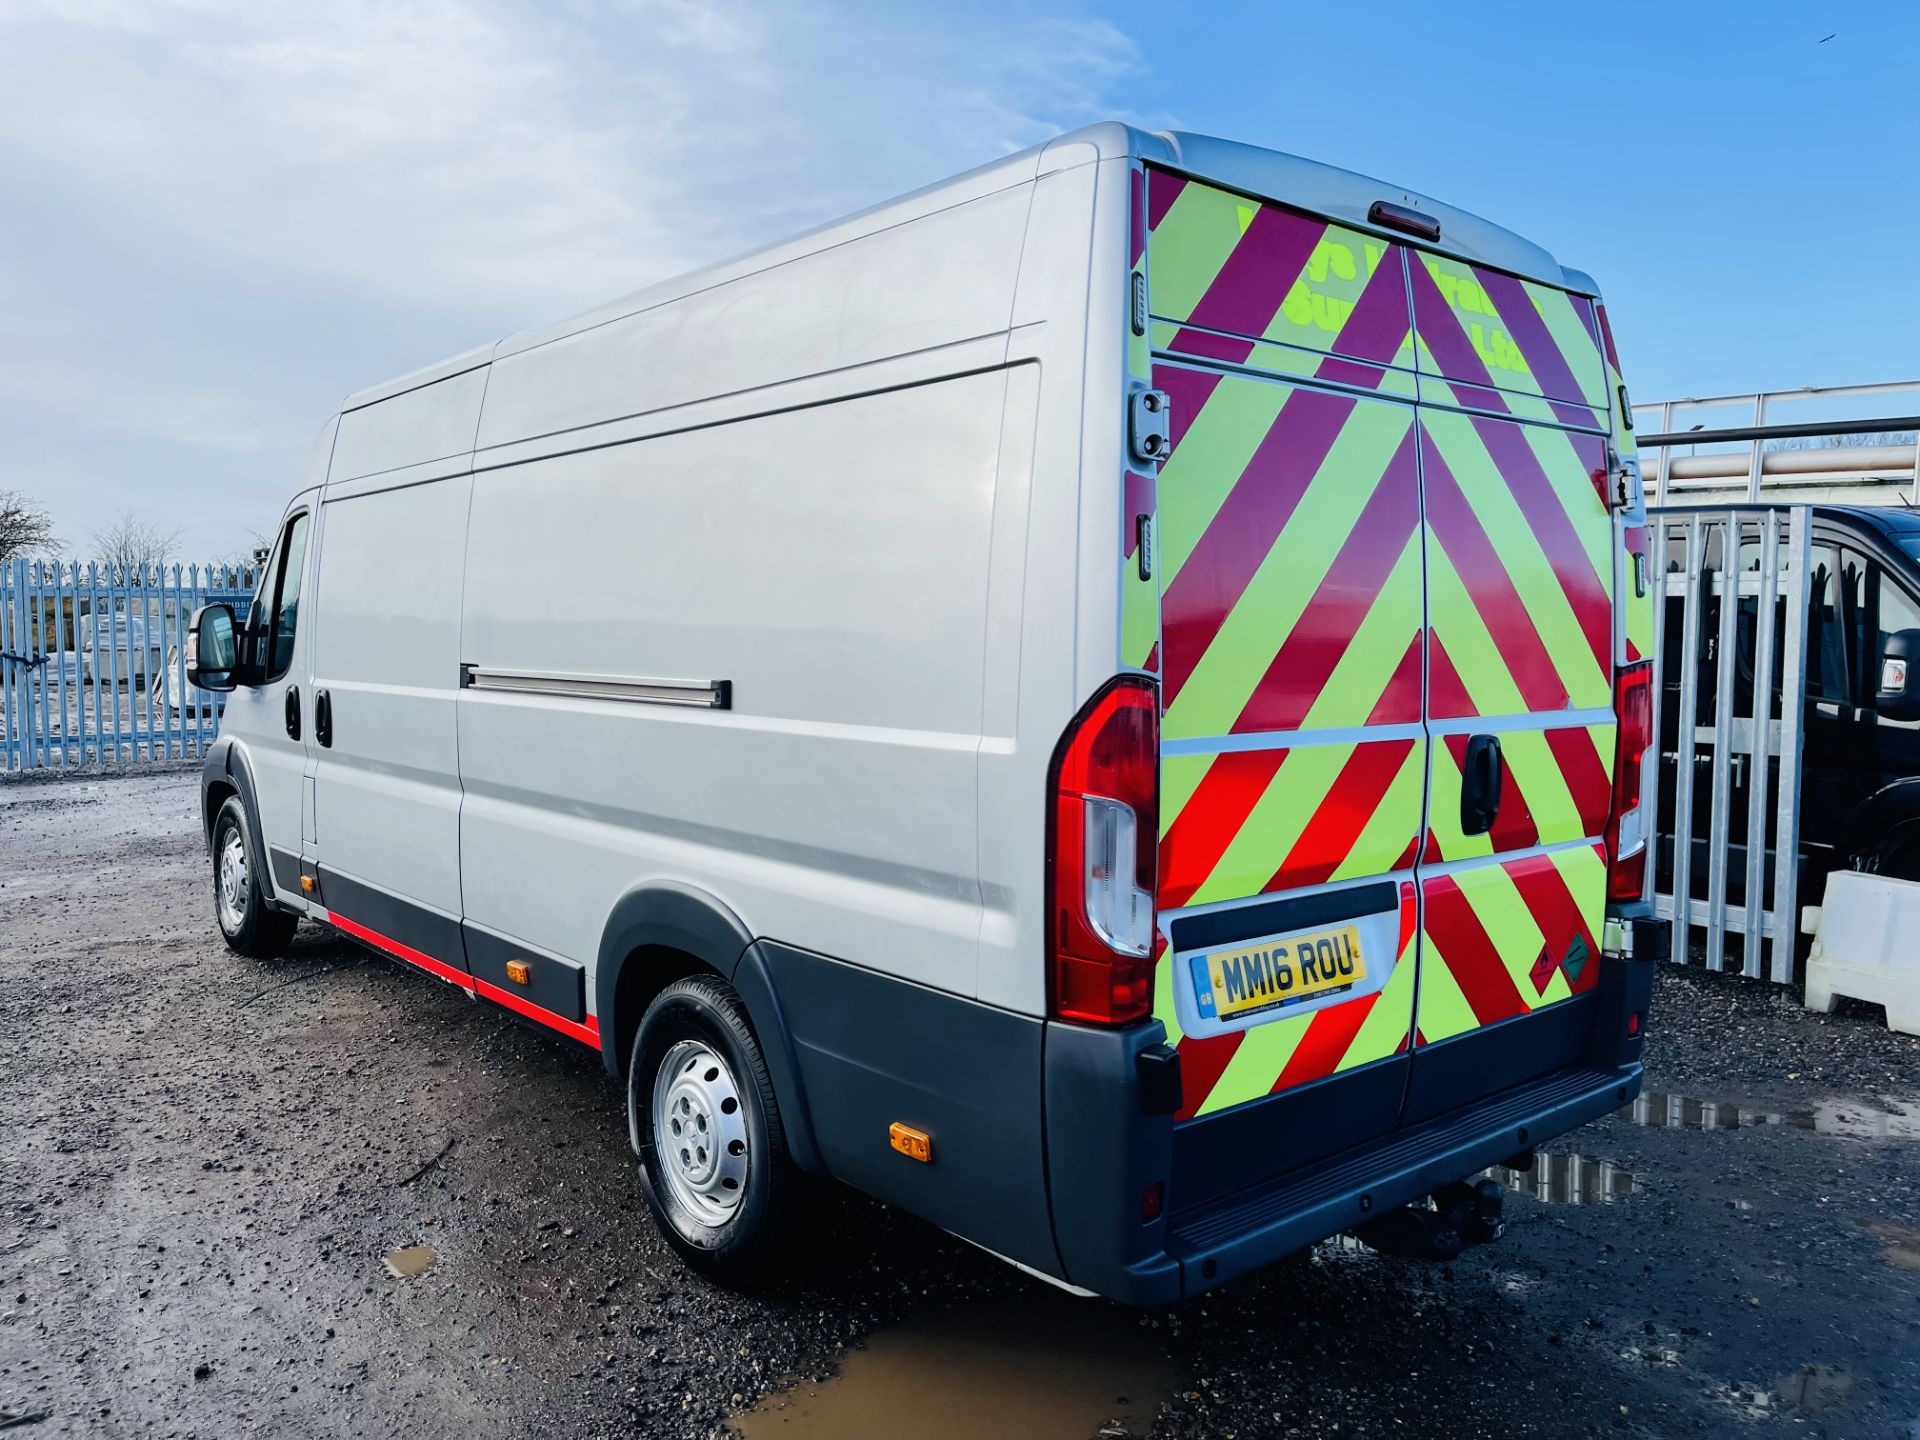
1048, 677, 1159, 1024
1606, 662, 1654, 902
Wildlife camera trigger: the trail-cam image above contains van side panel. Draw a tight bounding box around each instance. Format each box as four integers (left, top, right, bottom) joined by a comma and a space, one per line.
456, 369, 1010, 1005
308, 474, 472, 933
473, 184, 1032, 453
330, 367, 487, 488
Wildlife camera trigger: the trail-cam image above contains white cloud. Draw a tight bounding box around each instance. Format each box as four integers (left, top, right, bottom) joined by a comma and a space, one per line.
0, 0, 1143, 554
2, 0, 1142, 308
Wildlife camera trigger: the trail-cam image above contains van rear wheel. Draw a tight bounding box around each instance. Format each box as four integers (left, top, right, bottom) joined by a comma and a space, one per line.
211, 797, 298, 959
629, 974, 795, 1284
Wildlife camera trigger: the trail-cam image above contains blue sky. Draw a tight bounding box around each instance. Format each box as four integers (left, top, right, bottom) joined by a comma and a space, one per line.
3, 0, 1915, 558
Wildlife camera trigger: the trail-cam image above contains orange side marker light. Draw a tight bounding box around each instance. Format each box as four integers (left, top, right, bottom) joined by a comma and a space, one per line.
505, 959, 532, 986
888, 1122, 932, 1163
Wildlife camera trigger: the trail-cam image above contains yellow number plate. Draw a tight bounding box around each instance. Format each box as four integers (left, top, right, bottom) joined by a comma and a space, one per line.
1190, 924, 1366, 1023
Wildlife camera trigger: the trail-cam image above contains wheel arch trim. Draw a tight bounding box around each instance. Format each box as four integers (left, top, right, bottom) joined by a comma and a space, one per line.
593, 883, 822, 1174
201, 737, 288, 912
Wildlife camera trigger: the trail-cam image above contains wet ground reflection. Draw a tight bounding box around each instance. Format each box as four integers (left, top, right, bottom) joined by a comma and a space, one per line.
1624, 1090, 1920, 1140
1485, 1151, 1638, 1205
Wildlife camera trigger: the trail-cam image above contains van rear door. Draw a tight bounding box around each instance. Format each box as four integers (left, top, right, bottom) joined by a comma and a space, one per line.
1141, 169, 1426, 1201
1403, 255, 1618, 1118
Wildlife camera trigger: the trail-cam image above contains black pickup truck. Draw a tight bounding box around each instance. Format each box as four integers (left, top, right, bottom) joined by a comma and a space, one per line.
1657, 503, 1920, 915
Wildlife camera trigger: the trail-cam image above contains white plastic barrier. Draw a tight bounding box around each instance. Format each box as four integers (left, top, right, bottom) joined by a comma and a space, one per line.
1805, 870, 1920, 1035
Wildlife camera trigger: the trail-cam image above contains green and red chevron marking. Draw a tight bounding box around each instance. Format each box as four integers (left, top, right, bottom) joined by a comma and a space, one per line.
1595, 300, 1655, 665
1416, 844, 1607, 1045
1121, 164, 1159, 674
1139, 166, 1626, 1118
1146, 169, 1417, 391
1160, 735, 1425, 911
1423, 717, 1616, 863
1161, 882, 1419, 1122
1409, 253, 1610, 435
1152, 365, 1425, 742
1421, 410, 1615, 717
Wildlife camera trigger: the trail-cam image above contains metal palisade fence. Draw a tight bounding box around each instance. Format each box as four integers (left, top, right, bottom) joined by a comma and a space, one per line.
0, 559, 257, 772
1645, 505, 1812, 983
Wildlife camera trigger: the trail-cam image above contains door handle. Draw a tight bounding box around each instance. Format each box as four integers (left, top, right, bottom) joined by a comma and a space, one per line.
1460, 733, 1503, 836
284, 685, 301, 741
315, 689, 333, 749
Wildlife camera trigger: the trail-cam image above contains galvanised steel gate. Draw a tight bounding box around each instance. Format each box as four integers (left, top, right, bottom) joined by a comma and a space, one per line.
0, 560, 255, 771
1645, 505, 1812, 982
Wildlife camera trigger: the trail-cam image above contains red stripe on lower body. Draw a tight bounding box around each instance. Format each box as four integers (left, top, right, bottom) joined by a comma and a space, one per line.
328, 909, 473, 991
327, 910, 600, 1049
474, 976, 602, 1047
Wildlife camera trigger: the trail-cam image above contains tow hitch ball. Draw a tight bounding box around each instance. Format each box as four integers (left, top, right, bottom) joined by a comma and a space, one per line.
1351, 1178, 1507, 1260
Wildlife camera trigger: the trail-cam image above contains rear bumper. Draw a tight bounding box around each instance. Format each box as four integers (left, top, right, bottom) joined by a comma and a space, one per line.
1044, 940, 1659, 1305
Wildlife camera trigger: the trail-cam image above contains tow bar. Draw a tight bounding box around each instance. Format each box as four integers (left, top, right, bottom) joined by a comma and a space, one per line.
1349, 1176, 1507, 1261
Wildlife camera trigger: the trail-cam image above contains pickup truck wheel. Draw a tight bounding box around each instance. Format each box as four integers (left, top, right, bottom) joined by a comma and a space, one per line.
630, 974, 794, 1284
211, 797, 298, 959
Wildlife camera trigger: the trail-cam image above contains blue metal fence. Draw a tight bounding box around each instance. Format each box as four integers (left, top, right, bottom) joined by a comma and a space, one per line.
0, 560, 256, 772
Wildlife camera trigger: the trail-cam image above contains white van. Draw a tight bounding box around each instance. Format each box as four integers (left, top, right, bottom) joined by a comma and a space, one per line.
188, 124, 1663, 1302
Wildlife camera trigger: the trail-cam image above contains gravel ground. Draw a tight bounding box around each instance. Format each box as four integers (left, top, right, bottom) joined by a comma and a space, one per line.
2, 765, 1917, 1438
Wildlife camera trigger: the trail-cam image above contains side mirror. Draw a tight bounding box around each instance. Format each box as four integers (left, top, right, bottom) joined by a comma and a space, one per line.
186, 603, 240, 692
1877, 628, 1920, 722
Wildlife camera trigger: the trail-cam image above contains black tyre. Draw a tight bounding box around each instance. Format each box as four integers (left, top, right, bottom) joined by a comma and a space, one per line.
211, 796, 298, 959
629, 973, 796, 1284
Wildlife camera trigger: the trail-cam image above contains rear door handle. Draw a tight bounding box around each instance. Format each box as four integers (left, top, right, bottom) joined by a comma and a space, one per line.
1460, 733, 1503, 836
315, 689, 333, 749
284, 685, 301, 741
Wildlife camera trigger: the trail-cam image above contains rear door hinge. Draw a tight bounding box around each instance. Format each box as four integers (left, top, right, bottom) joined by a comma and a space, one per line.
1129, 387, 1171, 466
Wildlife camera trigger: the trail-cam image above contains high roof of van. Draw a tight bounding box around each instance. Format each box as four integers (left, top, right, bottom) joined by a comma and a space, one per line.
343, 122, 1593, 414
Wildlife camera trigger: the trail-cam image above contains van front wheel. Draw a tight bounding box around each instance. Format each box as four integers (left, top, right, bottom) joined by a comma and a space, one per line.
630, 974, 794, 1284
211, 797, 297, 959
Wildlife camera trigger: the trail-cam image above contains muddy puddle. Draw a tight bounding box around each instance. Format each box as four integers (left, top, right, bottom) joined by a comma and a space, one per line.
731, 1292, 1175, 1440
1624, 1089, 1920, 1140
382, 1244, 438, 1278
1860, 1219, 1920, 1271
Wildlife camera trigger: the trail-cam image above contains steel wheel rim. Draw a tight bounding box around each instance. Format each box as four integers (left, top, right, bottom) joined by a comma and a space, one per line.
217, 828, 249, 932
651, 1038, 749, 1226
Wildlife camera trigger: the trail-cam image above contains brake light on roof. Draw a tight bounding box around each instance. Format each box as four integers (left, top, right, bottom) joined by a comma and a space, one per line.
1368, 199, 1441, 242
1606, 663, 1654, 902
1048, 677, 1159, 1025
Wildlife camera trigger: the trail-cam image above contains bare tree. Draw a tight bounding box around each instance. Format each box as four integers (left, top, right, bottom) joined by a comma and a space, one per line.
91, 510, 181, 577
0, 489, 57, 563
211, 530, 271, 582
